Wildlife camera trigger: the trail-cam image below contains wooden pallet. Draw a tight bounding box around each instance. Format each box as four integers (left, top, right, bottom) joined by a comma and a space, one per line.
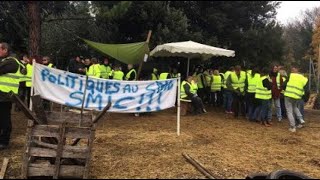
22, 120, 95, 179
13, 95, 112, 179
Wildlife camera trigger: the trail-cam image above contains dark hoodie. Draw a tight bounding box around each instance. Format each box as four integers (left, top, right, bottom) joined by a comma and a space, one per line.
269, 71, 283, 99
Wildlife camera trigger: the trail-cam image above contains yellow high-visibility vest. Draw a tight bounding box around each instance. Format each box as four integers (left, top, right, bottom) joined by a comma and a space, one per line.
100, 65, 112, 79
0, 57, 25, 94
223, 71, 232, 88
255, 76, 272, 100
25, 64, 33, 87
247, 73, 260, 93
211, 75, 222, 92
230, 71, 246, 92
125, 69, 137, 80
113, 70, 124, 80
159, 73, 169, 80
284, 73, 308, 99
181, 81, 192, 99
151, 73, 158, 80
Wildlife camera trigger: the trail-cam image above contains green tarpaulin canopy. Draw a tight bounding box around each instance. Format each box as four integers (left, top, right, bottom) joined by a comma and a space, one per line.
82, 38, 150, 65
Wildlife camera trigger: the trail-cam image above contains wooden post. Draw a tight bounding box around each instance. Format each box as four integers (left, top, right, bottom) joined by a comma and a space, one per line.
137, 30, 152, 80
182, 153, 216, 179
309, 58, 312, 91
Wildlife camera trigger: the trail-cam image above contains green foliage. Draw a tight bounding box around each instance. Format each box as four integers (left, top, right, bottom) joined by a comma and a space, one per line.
1, 1, 285, 70
282, 7, 320, 72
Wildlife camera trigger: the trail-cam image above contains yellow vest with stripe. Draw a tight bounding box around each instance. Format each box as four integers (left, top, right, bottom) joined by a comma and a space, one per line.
247, 73, 260, 93
284, 73, 308, 99
211, 75, 222, 92
223, 71, 232, 88
113, 70, 124, 80
255, 76, 271, 100
181, 81, 192, 99
125, 69, 137, 80
230, 71, 246, 92
205, 74, 211, 88
159, 73, 169, 80
0, 57, 25, 94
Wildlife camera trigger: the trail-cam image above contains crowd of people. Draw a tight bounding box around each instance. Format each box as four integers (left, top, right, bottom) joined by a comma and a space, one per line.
0, 41, 311, 150
180, 64, 310, 133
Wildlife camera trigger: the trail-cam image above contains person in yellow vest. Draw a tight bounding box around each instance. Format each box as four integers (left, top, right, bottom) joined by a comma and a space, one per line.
180, 76, 207, 115
0, 42, 26, 149
210, 70, 223, 107
151, 68, 159, 80
17, 55, 30, 111
41, 56, 55, 111
159, 67, 172, 80
87, 58, 101, 78
112, 65, 124, 80
245, 67, 260, 122
24, 57, 34, 108
283, 64, 309, 132
100, 58, 112, 79
223, 66, 234, 113
42, 56, 54, 68
171, 67, 178, 78
196, 66, 206, 101
226, 65, 246, 118
255, 68, 272, 127
125, 64, 137, 81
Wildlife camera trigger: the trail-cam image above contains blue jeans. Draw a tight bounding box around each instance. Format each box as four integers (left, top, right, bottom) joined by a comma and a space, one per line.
246, 93, 256, 120
267, 98, 282, 121
258, 99, 271, 122
223, 90, 233, 112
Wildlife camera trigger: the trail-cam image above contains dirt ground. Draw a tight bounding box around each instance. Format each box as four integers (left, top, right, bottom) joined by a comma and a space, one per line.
1, 106, 320, 179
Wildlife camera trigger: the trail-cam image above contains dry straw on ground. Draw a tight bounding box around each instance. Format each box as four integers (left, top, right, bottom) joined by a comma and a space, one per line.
1, 107, 320, 179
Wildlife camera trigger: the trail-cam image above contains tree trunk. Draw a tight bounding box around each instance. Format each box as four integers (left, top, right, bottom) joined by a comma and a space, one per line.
28, 1, 41, 58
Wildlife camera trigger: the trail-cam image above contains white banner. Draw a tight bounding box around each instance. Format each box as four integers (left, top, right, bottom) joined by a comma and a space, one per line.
33, 63, 177, 113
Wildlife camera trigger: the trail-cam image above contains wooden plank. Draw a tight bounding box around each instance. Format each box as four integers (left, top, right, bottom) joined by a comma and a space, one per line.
32, 140, 89, 153
31, 125, 60, 138
28, 163, 84, 178
182, 153, 216, 179
54, 124, 66, 179
46, 112, 92, 126
21, 120, 34, 178
83, 126, 96, 178
65, 127, 91, 139
0, 158, 9, 179
31, 95, 48, 124
11, 94, 42, 124
29, 147, 87, 159
92, 102, 112, 124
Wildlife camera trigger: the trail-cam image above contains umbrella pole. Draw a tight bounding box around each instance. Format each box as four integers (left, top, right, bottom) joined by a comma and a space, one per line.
187, 58, 190, 77
137, 30, 152, 80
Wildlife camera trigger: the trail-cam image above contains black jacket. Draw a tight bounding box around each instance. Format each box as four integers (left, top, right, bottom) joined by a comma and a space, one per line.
0, 56, 20, 102
68, 59, 85, 75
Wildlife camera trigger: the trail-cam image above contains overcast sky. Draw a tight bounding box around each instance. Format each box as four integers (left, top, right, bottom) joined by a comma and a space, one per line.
276, 1, 320, 25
